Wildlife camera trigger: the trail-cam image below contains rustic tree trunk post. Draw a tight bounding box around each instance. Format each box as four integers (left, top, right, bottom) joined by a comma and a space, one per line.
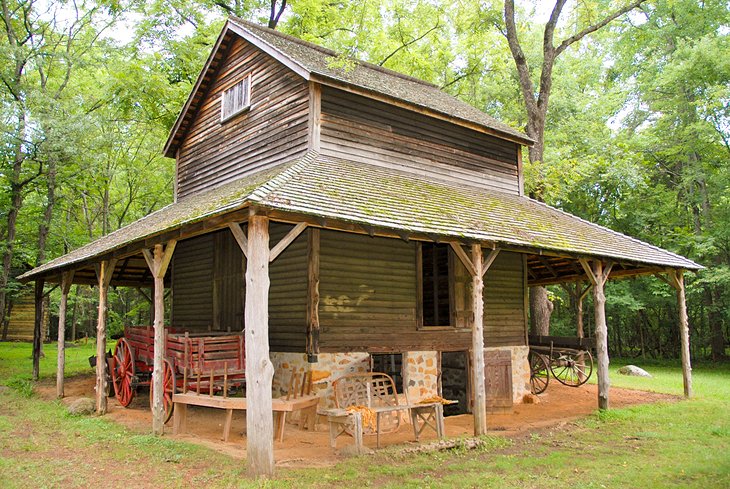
95, 259, 116, 414
142, 241, 176, 435
580, 259, 612, 410
56, 271, 74, 398
245, 214, 275, 477
306, 228, 320, 362
669, 269, 693, 398
470, 244, 487, 435
32, 279, 45, 381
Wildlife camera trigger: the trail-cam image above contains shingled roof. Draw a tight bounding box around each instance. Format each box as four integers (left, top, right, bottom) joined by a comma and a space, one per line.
163, 18, 531, 158
19, 151, 700, 283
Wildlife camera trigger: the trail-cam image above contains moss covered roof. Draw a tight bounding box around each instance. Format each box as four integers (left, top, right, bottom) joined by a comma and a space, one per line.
18, 164, 291, 280
20, 151, 699, 282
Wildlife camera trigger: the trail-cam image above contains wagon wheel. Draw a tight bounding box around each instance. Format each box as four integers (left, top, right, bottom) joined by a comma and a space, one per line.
150, 359, 175, 424
551, 349, 593, 387
528, 350, 550, 395
111, 338, 136, 407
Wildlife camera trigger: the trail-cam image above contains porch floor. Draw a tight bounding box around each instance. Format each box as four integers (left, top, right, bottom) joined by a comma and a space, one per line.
40, 376, 677, 468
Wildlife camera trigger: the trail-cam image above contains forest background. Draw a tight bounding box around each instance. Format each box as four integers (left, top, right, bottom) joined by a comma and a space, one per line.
0, 0, 727, 361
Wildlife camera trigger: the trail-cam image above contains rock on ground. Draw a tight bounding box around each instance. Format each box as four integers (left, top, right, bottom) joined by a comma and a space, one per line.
617, 365, 652, 378
68, 397, 96, 415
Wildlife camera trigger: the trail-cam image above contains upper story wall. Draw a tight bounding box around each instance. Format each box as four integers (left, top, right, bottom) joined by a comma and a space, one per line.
318, 86, 521, 194
175, 37, 310, 199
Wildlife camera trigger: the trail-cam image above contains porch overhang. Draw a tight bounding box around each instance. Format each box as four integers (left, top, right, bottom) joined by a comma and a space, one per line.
18, 151, 701, 287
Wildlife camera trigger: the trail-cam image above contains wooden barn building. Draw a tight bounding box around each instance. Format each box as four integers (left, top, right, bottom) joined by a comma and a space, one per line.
20, 18, 700, 476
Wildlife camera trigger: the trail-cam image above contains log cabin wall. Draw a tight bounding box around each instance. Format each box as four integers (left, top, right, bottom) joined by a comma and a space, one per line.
171, 234, 214, 331
318, 230, 526, 352
170, 223, 308, 346
175, 37, 310, 199
483, 251, 527, 347
212, 231, 244, 331
318, 87, 520, 194
268, 223, 308, 352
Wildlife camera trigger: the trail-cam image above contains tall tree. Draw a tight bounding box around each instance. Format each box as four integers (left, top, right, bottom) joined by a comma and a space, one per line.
502, 0, 647, 335
0, 0, 108, 338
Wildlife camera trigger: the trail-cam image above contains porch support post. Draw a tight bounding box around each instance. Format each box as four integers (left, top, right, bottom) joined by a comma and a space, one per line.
580, 259, 613, 410
471, 244, 487, 435
245, 214, 275, 477
306, 228, 320, 362
32, 278, 45, 381
668, 269, 693, 398
56, 271, 74, 398
95, 258, 117, 414
142, 241, 176, 435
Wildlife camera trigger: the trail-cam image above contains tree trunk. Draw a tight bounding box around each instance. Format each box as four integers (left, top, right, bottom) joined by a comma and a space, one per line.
37, 160, 57, 266
529, 286, 553, 336
245, 215, 275, 478
470, 245, 486, 436
0, 182, 25, 341
57, 272, 73, 398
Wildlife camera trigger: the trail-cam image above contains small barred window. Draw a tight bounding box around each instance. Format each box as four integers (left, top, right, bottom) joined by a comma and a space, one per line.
221, 74, 251, 121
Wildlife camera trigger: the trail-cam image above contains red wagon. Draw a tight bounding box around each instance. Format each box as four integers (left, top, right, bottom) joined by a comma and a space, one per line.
110, 325, 246, 421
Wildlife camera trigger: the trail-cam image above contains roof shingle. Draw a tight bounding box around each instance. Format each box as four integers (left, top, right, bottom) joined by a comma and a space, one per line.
19, 152, 700, 281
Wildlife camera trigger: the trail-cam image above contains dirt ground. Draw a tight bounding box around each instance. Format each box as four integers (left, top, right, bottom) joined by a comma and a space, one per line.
37, 375, 677, 468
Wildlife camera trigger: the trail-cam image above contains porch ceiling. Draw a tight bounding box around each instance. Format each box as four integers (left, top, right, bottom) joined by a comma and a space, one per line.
19, 151, 700, 285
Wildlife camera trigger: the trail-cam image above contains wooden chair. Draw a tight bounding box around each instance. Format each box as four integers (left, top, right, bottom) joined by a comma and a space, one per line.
326, 371, 444, 449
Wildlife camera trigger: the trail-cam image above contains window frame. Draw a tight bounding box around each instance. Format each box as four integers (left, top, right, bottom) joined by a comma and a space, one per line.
416, 242, 457, 330
220, 73, 252, 123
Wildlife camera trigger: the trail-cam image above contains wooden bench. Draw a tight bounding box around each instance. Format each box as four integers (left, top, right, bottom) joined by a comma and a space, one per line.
324, 372, 445, 451
172, 392, 319, 442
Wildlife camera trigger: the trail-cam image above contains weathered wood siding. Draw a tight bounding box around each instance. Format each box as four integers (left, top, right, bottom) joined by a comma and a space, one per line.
171, 234, 214, 331
269, 223, 308, 352
4, 292, 49, 342
170, 223, 308, 348
319, 231, 526, 352
176, 37, 310, 199
212, 231, 244, 331
483, 252, 526, 347
319, 87, 520, 193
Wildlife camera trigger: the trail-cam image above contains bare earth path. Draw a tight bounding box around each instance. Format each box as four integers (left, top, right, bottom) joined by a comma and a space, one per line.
35, 375, 677, 468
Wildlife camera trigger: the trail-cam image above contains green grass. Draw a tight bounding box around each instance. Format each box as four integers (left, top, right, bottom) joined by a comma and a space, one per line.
0, 339, 103, 381
0, 342, 728, 488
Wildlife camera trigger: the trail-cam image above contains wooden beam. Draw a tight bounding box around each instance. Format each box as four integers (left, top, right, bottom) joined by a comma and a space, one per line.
157, 240, 177, 277
269, 222, 307, 263
307, 82, 321, 151
450, 242, 477, 277
538, 255, 559, 278
481, 248, 500, 277
245, 215, 275, 477
667, 269, 693, 398
470, 244, 487, 435
306, 228, 320, 361
591, 260, 610, 410
32, 279, 45, 381
579, 259, 598, 286
136, 287, 152, 304
56, 271, 74, 398
141, 242, 176, 434
95, 258, 116, 414
228, 222, 248, 258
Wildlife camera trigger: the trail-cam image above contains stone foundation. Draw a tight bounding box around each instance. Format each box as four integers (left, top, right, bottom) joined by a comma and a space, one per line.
402, 351, 440, 402
270, 345, 530, 412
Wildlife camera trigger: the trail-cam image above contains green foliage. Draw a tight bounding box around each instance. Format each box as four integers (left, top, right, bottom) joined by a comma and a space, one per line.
0, 0, 728, 360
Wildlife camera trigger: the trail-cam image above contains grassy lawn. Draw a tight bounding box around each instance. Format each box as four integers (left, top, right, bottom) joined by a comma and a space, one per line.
0, 342, 728, 488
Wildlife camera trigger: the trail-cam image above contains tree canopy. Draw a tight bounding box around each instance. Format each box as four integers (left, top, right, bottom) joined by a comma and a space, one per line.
0, 0, 727, 359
